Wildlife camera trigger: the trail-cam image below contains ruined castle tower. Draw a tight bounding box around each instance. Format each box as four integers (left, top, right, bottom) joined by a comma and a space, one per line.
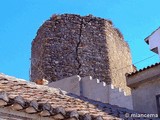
31, 14, 134, 93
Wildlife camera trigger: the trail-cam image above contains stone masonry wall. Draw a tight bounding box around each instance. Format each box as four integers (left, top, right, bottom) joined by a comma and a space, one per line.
31, 14, 81, 81
78, 15, 111, 82
31, 14, 134, 93
105, 27, 134, 94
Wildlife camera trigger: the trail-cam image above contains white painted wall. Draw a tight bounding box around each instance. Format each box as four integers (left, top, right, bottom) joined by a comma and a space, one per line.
109, 85, 133, 109
81, 76, 109, 103
148, 28, 160, 54
48, 75, 133, 109
132, 79, 160, 114
48, 75, 81, 95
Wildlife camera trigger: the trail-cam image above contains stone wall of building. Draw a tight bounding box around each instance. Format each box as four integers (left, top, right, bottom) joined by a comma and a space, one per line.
31, 14, 134, 93
31, 14, 81, 81
78, 15, 111, 82
105, 27, 134, 94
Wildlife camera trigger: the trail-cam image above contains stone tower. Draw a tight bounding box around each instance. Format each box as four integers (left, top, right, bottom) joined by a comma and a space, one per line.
31, 14, 134, 93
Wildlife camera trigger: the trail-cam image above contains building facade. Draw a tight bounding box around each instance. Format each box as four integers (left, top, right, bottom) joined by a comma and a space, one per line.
127, 63, 160, 114
127, 27, 160, 115
145, 27, 160, 55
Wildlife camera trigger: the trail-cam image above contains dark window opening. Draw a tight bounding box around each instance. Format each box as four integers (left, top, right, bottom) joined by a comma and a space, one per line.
156, 95, 160, 117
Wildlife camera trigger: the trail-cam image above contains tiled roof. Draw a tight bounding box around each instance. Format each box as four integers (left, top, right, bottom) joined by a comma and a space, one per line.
127, 62, 160, 77
0, 73, 146, 120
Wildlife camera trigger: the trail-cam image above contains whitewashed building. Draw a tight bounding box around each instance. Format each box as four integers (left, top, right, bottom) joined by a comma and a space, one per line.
127, 27, 160, 116
145, 27, 160, 55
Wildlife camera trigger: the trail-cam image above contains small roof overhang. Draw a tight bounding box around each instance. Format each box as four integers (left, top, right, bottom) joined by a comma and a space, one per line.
126, 63, 160, 88
144, 27, 160, 44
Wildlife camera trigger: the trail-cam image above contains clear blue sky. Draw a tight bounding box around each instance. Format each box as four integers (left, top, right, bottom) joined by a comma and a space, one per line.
0, 0, 159, 80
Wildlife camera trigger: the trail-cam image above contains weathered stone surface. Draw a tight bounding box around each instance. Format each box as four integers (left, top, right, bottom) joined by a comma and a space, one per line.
31, 14, 134, 94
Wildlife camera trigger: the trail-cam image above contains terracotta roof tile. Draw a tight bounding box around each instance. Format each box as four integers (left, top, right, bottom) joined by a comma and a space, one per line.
0, 73, 149, 119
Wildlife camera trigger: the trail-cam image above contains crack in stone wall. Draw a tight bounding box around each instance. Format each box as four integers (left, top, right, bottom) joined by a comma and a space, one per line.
31, 14, 134, 94
76, 19, 83, 75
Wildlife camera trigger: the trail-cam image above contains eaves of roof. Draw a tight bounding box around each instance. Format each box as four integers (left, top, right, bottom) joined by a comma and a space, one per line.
126, 62, 160, 77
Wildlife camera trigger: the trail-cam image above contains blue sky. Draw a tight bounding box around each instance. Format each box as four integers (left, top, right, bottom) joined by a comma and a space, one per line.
0, 0, 159, 80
